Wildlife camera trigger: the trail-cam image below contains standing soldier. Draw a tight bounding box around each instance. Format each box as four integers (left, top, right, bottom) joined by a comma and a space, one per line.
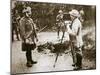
67, 9, 83, 70
19, 6, 38, 67
12, 9, 20, 41
56, 10, 65, 40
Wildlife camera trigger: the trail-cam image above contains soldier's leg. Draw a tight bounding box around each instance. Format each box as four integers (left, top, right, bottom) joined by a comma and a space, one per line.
61, 26, 66, 42
12, 28, 14, 42
76, 48, 82, 68
26, 49, 32, 61
57, 22, 61, 39
71, 46, 77, 66
75, 47, 83, 69
26, 43, 37, 65
57, 26, 60, 38
61, 31, 65, 43
12, 23, 14, 41
26, 47, 33, 67
15, 25, 20, 40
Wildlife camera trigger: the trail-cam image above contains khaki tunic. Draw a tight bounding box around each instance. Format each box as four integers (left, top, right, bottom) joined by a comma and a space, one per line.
67, 18, 83, 48
19, 17, 36, 44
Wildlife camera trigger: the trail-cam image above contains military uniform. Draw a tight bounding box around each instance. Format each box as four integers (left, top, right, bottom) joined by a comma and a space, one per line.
12, 12, 20, 41
56, 12, 66, 39
67, 18, 83, 69
68, 9, 83, 69
19, 16, 37, 67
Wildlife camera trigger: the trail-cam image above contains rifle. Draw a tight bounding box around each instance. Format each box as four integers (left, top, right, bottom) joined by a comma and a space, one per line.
38, 25, 48, 33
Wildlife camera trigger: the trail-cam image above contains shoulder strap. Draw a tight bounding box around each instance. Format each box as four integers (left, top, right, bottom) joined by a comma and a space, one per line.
77, 27, 80, 35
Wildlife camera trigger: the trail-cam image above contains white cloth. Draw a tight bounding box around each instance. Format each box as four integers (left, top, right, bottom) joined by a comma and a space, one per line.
67, 18, 83, 48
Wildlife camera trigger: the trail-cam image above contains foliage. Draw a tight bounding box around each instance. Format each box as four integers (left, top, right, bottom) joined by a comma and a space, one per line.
13, 1, 96, 30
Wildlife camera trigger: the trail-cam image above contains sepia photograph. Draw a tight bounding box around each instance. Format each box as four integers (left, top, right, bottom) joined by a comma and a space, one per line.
11, 0, 96, 74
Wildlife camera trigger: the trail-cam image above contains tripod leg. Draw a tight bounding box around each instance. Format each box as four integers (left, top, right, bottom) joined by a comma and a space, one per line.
53, 53, 59, 68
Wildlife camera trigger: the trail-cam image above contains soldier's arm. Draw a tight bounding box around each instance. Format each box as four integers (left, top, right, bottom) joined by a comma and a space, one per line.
19, 18, 26, 39
31, 19, 38, 38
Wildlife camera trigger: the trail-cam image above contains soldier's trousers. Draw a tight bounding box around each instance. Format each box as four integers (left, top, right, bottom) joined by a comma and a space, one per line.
26, 49, 32, 62
71, 46, 82, 67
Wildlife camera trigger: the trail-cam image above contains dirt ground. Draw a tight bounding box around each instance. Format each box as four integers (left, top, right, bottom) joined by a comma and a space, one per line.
11, 26, 96, 74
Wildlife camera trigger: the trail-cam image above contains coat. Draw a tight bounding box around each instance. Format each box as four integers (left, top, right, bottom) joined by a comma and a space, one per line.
19, 17, 37, 51
67, 18, 83, 48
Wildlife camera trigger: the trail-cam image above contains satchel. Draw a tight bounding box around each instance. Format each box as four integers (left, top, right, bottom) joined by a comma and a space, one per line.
22, 42, 36, 51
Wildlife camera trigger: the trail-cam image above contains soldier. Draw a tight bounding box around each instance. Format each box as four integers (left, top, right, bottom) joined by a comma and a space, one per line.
12, 9, 20, 41
67, 9, 83, 70
19, 6, 38, 67
56, 10, 65, 40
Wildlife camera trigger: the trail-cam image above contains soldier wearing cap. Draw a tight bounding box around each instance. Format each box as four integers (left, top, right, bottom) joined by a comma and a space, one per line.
67, 9, 83, 70
19, 6, 38, 67
56, 10, 65, 39
12, 9, 20, 41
